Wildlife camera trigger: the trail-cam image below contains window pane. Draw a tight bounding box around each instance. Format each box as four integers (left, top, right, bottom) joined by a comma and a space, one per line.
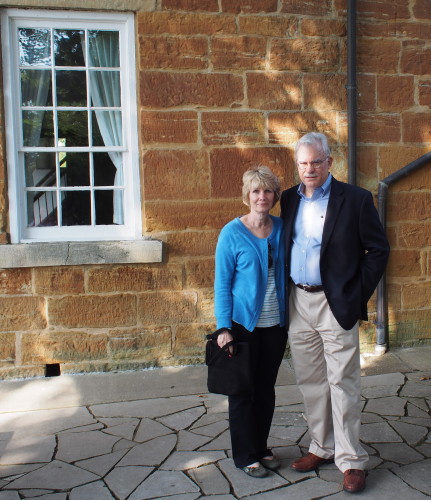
21, 70, 52, 107
59, 152, 90, 187
89, 70, 121, 107
61, 191, 91, 225
91, 111, 122, 146
56, 70, 87, 107
57, 111, 88, 147
88, 31, 119, 67
93, 152, 117, 186
95, 190, 123, 225
24, 152, 56, 188
54, 30, 85, 66
22, 110, 54, 147
27, 191, 58, 227
19, 28, 51, 66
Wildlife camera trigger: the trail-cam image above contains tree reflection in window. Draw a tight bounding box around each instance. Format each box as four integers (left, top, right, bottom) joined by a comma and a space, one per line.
19, 26, 122, 228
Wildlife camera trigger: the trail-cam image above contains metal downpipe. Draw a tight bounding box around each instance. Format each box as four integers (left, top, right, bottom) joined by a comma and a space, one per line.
347, 0, 357, 187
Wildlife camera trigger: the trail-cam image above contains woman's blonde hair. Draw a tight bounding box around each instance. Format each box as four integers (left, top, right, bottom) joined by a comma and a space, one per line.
242, 165, 281, 207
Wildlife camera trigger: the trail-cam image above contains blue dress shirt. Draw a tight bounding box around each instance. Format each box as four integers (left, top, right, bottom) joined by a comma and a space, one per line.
290, 174, 332, 286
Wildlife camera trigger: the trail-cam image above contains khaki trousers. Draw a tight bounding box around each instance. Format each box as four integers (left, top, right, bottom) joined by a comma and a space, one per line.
288, 285, 368, 472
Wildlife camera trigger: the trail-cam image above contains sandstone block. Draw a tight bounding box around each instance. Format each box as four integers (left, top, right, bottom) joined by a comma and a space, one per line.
268, 111, 337, 145
377, 76, 414, 111
198, 289, 215, 322
143, 150, 209, 200
388, 192, 431, 222
398, 223, 431, 249
239, 15, 297, 37
174, 323, 212, 356
0, 297, 46, 332
303, 74, 347, 111
162, 0, 219, 12
33, 267, 85, 295
48, 295, 136, 328
402, 282, 431, 309
403, 112, 431, 143
357, 75, 376, 112
138, 291, 197, 323
161, 230, 219, 257
21, 331, 108, 364
202, 112, 265, 145
185, 258, 214, 288
137, 11, 236, 36
357, 39, 400, 74
419, 79, 431, 108
389, 309, 431, 345
211, 36, 267, 70
139, 36, 207, 70
0, 333, 15, 365
401, 40, 431, 75
270, 39, 339, 72
210, 147, 294, 198
221, 0, 278, 13
357, 145, 378, 192
140, 72, 244, 108
247, 72, 301, 110
144, 200, 244, 232
356, 0, 409, 20
141, 111, 198, 144
0, 268, 31, 294
387, 250, 422, 278
87, 264, 183, 293
413, 0, 431, 19
357, 112, 400, 143
109, 327, 172, 360
281, 0, 331, 16
387, 282, 402, 311
301, 18, 346, 37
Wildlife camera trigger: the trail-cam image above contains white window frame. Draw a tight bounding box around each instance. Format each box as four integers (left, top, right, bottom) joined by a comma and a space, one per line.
1, 9, 142, 243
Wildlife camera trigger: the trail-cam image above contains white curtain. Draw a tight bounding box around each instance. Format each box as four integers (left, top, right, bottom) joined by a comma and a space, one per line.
87, 31, 123, 224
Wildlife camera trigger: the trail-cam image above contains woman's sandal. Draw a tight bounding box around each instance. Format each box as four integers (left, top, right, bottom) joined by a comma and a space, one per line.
260, 456, 281, 470
241, 463, 268, 478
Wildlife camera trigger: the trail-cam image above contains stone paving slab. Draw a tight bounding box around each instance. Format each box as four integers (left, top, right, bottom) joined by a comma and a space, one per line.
0, 347, 429, 499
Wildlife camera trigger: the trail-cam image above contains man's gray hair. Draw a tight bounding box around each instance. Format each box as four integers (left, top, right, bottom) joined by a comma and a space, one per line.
295, 132, 331, 162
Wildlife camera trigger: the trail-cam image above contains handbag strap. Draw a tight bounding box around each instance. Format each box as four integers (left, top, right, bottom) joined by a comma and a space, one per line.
206, 340, 237, 366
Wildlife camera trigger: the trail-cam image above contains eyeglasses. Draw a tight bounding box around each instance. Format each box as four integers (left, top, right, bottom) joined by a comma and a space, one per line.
297, 157, 329, 170
268, 242, 273, 268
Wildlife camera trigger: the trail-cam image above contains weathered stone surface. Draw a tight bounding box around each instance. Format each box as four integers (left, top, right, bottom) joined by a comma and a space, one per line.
56, 431, 120, 463
4, 461, 98, 490
128, 470, 199, 500
373, 443, 424, 465
361, 422, 403, 443
118, 434, 177, 466
104, 466, 153, 499
189, 463, 230, 495
69, 481, 115, 500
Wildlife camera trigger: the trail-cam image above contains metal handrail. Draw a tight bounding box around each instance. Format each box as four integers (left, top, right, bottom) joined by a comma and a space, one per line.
375, 151, 431, 353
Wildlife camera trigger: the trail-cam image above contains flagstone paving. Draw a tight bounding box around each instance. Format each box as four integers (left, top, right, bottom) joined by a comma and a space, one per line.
0, 346, 430, 499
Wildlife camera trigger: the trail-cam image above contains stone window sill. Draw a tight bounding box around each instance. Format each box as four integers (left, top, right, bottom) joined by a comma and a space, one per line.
0, 239, 163, 268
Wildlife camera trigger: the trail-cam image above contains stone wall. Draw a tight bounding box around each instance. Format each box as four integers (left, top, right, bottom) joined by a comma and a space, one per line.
0, 0, 430, 378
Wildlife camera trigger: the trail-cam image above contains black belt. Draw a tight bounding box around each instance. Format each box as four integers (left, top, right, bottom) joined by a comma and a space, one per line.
295, 283, 324, 293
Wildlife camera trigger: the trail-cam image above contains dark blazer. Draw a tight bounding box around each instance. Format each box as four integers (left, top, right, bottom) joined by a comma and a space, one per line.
280, 177, 390, 331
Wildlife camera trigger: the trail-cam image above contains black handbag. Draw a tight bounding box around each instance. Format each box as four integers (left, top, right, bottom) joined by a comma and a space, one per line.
205, 331, 253, 396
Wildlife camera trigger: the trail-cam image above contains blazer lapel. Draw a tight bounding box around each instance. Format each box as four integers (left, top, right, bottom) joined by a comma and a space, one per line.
321, 178, 345, 256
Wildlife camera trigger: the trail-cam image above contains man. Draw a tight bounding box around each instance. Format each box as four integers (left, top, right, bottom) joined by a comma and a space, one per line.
280, 132, 390, 493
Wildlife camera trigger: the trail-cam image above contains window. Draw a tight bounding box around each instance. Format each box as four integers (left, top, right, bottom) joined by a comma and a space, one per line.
1, 10, 141, 243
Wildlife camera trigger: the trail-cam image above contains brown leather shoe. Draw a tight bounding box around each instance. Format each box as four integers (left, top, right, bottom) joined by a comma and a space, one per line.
290, 452, 334, 472
343, 469, 366, 493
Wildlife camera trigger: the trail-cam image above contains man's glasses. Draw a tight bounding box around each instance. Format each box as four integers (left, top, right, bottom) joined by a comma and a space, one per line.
268, 242, 273, 268
297, 157, 329, 170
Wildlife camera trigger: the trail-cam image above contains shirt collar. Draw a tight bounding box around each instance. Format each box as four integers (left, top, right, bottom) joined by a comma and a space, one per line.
297, 173, 333, 200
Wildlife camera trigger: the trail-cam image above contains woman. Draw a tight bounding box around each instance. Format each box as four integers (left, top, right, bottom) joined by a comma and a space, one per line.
214, 165, 287, 478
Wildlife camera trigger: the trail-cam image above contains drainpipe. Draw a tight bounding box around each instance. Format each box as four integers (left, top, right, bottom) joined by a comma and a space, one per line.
375, 151, 431, 353
347, 0, 357, 186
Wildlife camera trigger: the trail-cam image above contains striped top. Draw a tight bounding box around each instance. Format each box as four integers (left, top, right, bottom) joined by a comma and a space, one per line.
256, 264, 280, 328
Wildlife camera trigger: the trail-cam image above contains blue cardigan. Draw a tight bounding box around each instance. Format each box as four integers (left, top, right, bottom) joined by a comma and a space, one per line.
214, 215, 285, 332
